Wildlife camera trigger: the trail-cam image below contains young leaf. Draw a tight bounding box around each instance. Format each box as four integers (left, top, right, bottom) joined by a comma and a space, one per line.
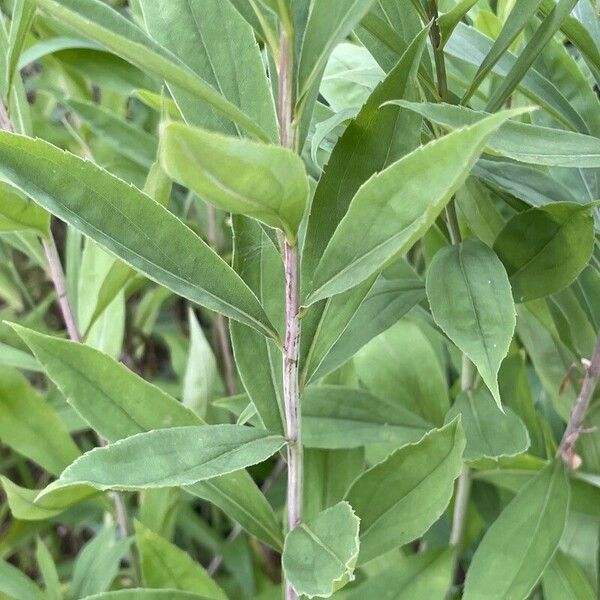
426, 238, 516, 407
282, 501, 360, 599
0, 558, 45, 600
463, 461, 570, 599
11, 325, 284, 550
160, 123, 309, 241
0, 365, 80, 476
345, 548, 454, 600
493, 203, 595, 303
34, 0, 269, 140
444, 388, 530, 460
305, 110, 521, 305
345, 419, 465, 564
135, 521, 227, 600
35, 538, 61, 600
394, 101, 600, 167
42, 425, 285, 494
0, 132, 276, 338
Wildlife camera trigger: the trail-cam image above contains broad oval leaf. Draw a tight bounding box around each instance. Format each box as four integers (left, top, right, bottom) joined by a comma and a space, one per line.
463, 461, 570, 600
345, 419, 465, 564
135, 521, 226, 600
394, 101, 600, 167
493, 202, 595, 303
426, 238, 515, 407
34, 0, 269, 140
161, 123, 309, 241
445, 388, 530, 460
42, 425, 285, 494
304, 110, 523, 305
282, 501, 360, 599
0, 133, 276, 338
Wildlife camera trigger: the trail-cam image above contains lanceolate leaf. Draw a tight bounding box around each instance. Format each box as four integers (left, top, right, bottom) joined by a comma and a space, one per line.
305, 110, 521, 305
0, 133, 276, 338
82, 590, 221, 600
135, 521, 227, 600
346, 419, 465, 564
445, 388, 530, 460
493, 203, 595, 303
463, 461, 570, 600
394, 102, 600, 167
0, 182, 49, 237
426, 238, 516, 407
282, 501, 360, 599
42, 425, 285, 494
0, 558, 45, 600
11, 325, 284, 550
542, 551, 597, 600
33, 0, 269, 140
161, 123, 309, 241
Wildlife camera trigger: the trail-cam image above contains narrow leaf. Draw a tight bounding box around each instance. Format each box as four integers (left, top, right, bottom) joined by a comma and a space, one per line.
346, 419, 465, 564
426, 238, 516, 407
0, 181, 49, 236
0, 133, 276, 337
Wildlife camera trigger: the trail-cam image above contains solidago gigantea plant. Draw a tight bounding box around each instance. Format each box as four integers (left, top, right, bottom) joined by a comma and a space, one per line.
0, 0, 599, 599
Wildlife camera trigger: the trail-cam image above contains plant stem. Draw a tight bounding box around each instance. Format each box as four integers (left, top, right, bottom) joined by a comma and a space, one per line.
557, 334, 600, 469
426, 0, 448, 102
278, 26, 302, 600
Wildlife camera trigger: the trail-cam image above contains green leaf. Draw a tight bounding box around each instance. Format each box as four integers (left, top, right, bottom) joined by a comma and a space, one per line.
35, 538, 61, 600
394, 101, 600, 167
493, 203, 595, 303
297, 0, 376, 100
282, 501, 360, 599
65, 99, 158, 168
486, 0, 579, 112
0, 365, 80, 476
137, 0, 277, 141
354, 319, 449, 426
345, 419, 465, 564
542, 551, 597, 600
0, 557, 45, 600
0, 181, 49, 236
34, 0, 269, 140
0, 132, 275, 337
11, 324, 283, 550
81, 591, 212, 600
345, 548, 454, 600
438, 0, 479, 47
42, 425, 285, 494
135, 521, 227, 600
426, 238, 515, 407
302, 385, 430, 450
304, 110, 521, 305
160, 123, 308, 241
445, 388, 530, 460
462, 0, 541, 103
463, 461, 570, 599
0, 340, 41, 372
70, 526, 131, 599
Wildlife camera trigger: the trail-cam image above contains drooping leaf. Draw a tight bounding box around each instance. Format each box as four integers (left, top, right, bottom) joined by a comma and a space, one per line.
345, 548, 454, 600
304, 110, 522, 305
42, 425, 285, 494
346, 419, 465, 564
493, 202, 595, 303
0, 133, 275, 337
394, 101, 600, 167
160, 123, 309, 241
463, 461, 570, 599
137, 0, 278, 140
282, 501, 360, 599
0, 365, 80, 476
11, 325, 283, 550
34, 0, 269, 140
135, 521, 227, 600
426, 238, 515, 407
302, 385, 430, 449
444, 388, 530, 460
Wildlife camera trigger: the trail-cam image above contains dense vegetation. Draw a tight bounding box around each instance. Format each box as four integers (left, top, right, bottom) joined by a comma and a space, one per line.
0, 0, 599, 599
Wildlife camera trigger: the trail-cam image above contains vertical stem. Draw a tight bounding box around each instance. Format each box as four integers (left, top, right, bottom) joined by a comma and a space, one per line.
278, 27, 302, 600
557, 334, 600, 469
